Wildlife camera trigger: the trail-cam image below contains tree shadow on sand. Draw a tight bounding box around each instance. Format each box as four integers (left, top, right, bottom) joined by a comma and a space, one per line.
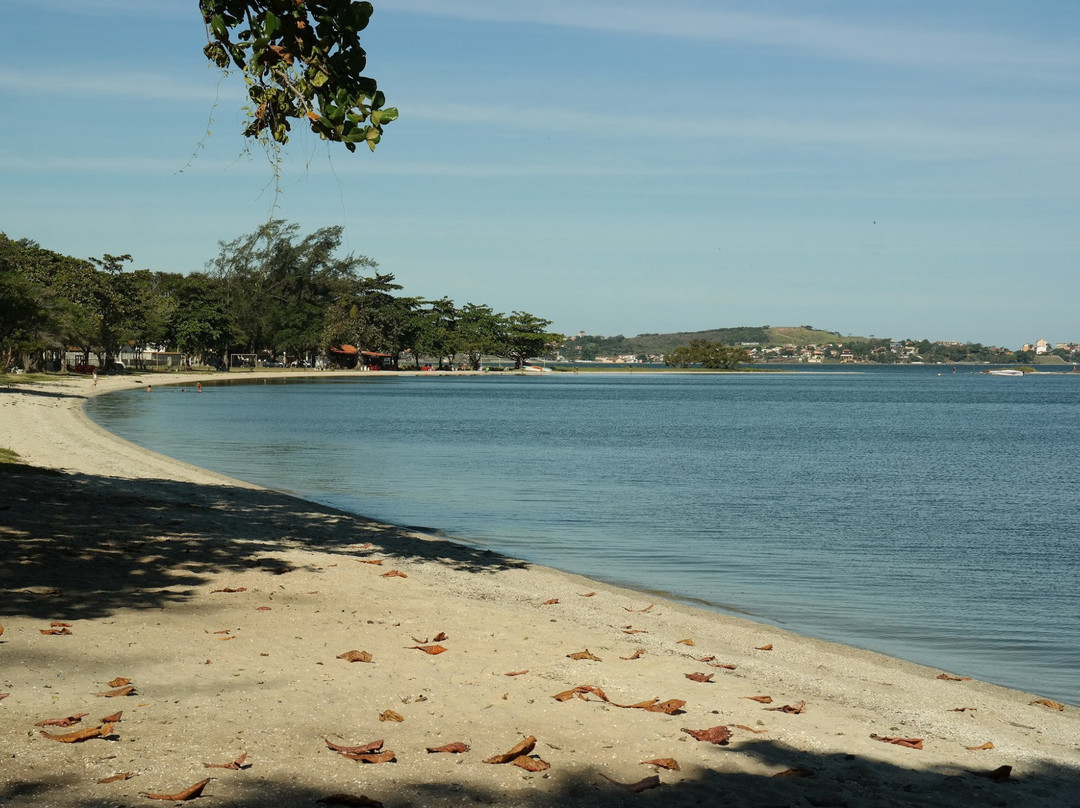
0, 463, 526, 621
0, 740, 1075, 808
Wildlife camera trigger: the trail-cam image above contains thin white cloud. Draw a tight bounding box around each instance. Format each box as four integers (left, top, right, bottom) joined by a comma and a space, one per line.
0, 66, 225, 103
387, 0, 1080, 80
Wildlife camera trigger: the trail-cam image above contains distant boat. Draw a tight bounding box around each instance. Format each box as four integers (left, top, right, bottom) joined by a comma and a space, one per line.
522, 364, 553, 373
988, 369, 1024, 377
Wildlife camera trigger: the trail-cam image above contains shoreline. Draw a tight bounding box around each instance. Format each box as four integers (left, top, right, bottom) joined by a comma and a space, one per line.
2, 372, 1078, 807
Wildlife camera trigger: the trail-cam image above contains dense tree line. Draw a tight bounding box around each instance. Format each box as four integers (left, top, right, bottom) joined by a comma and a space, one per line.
664, 340, 752, 370
0, 223, 562, 373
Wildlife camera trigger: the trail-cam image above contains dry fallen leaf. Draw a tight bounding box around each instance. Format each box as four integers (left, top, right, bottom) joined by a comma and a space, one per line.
35, 713, 88, 728
98, 772, 134, 784
358, 559, 383, 565
100, 711, 123, 723
432, 632, 448, 642
624, 604, 654, 613
937, 673, 972, 682
381, 570, 407, 579
41, 724, 113, 743
142, 778, 212, 801
696, 655, 716, 662
871, 734, 924, 750
641, 758, 680, 771
408, 644, 447, 655
337, 650, 374, 663
682, 725, 732, 744
755, 643, 773, 651
212, 587, 246, 593
40, 627, 72, 636
765, 701, 806, 714
204, 753, 248, 770
485, 736, 537, 764
568, 650, 602, 661
95, 685, 135, 698
735, 724, 768, 734
744, 695, 773, 704
621, 650, 645, 660
504, 670, 529, 676
676, 638, 695, 646
709, 662, 737, 670
774, 767, 814, 778
542, 598, 559, 605
685, 672, 714, 683
601, 774, 661, 792
317, 795, 383, 807
966, 742, 995, 751
621, 628, 647, 635
579, 592, 597, 597
107, 677, 131, 688
630, 699, 686, 714
426, 742, 470, 753
973, 765, 1012, 782
1030, 699, 1065, 711
326, 739, 384, 756
51, 621, 72, 627
379, 710, 404, 723
554, 685, 609, 703
344, 750, 397, 764
513, 755, 551, 772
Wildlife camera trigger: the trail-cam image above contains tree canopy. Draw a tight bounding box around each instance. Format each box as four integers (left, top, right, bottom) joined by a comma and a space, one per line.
664, 339, 752, 370
200, 0, 397, 151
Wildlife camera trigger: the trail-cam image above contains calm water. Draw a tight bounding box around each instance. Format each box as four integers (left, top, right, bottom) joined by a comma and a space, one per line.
86, 368, 1080, 704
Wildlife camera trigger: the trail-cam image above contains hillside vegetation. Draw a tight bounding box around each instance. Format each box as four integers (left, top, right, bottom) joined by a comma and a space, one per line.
567, 326, 866, 360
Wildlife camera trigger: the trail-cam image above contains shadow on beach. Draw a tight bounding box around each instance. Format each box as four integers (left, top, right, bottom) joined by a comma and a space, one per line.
0, 463, 526, 621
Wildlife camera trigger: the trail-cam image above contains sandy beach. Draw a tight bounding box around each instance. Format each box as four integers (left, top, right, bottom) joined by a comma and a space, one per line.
1, 372, 1078, 807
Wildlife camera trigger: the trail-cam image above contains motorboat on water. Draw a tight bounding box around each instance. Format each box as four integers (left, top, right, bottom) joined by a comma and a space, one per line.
988, 368, 1024, 376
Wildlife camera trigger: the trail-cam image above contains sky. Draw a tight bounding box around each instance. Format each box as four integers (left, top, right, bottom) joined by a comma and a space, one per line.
2, 1, 1078, 348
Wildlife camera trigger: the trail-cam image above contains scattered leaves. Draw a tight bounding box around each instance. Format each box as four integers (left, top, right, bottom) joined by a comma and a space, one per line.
871, 734, 923, 750
676, 638, 695, 646
513, 756, 551, 772
937, 673, 972, 682
51, 621, 72, 627
744, 695, 773, 704
966, 742, 995, 751
95, 685, 135, 698
685, 672, 714, 683
709, 662, 737, 670
107, 677, 131, 688
100, 711, 123, 723
631, 699, 687, 714
35, 713, 88, 728
504, 670, 529, 676
426, 742, 469, 753
325, 739, 384, 756
345, 750, 397, 764
381, 570, 407, 578
98, 772, 134, 784
204, 753, 249, 769
735, 724, 768, 734
255, 606, 272, 611
1030, 699, 1065, 711
337, 650, 373, 664
40, 627, 72, 635
682, 725, 732, 745
542, 598, 559, 605
141, 778, 212, 801
379, 710, 404, 723
408, 645, 447, 655
358, 559, 383, 565
432, 632, 449, 642
484, 736, 536, 764
973, 765, 1012, 782
621, 650, 645, 660
212, 587, 246, 593
568, 650, 602, 661
765, 701, 806, 714
621, 628, 647, 635
624, 604, 653, 613
755, 643, 773, 651
579, 592, 597, 597
641, 758, 680, 771
41, 723, 114, 743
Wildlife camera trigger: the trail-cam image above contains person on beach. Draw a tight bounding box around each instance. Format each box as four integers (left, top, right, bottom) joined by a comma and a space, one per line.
92, 370, 97, 388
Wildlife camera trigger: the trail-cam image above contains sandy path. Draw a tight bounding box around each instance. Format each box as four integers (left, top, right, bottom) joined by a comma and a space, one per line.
1, 372, 1077, 807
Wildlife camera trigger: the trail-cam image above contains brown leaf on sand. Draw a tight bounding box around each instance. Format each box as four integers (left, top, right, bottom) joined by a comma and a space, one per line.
51, 621, 72, 627
966, 742, 995, 751
40, 627, 72, 635
504, 670, 529, 676
683, 725, 732, 744
580, 592, 597, 597
709, 662, 737, 670
629, 699, 686, 715
624, 604, 654, 613
107, 677, 131, 688
95, 685, 135, 698
601, 774, 661, 792
621, 650, 645, 660
205, 752, 249, 769
735, 724, 768, 734
937, 673, 972, 682
98, 772, 134, 783
697, 655, 716, 662
255, 606, 272, 611
100, 711, 123, 723
871, 734, 923, 750
41, 723, 113, 743
676, 638, 695, 646
358, 559, 383, 565
337, 650, 373, 663
379, 710, 404, 723
774, 767, 815, 778
426, 742, 470, 753
554, 685, 610, 703
744, 695, 773, 704
542, 598, 559, 605
212, 587, 246, 593
755, 643, 773, 651
432, 632, 449, 642
381, 570, 407, 578
973, 765, 1012, 782
408, 644, 447, 655
142, 778, 212, 801
35, 713, 89, 727
641, 758, 681, 771
512, 755, 551, 772
568, 649, 602, 661
344, 750, 397, 764
621, 628, 647, 635
485, 736, 537, 764
0, 625, 4, 637
1030, 699, 1065, 711
765, 700, 806, 714
317, 796, 383, 808
0, 693, 8, 700
325, 739, 384, 756
685, 672, 714, 683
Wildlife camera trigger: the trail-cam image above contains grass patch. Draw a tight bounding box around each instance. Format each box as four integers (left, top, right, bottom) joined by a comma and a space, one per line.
0, 447, 23, 464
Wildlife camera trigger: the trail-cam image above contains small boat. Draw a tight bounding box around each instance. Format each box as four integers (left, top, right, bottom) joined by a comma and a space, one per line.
988, 369, 1024, 377
522, 364, 553, 373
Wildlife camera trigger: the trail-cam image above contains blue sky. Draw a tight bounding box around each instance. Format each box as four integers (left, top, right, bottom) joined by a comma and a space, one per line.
2, 1, 1078, 348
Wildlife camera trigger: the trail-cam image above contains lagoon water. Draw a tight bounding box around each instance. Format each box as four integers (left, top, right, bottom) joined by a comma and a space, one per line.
87, 367, 1080, 704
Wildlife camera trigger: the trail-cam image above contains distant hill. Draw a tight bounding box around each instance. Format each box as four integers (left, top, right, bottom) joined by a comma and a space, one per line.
565, 326, 867, 360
